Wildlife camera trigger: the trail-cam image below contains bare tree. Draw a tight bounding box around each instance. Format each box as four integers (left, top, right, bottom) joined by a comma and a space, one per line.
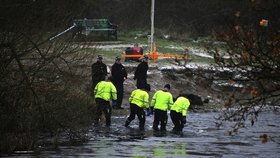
207, 1, 280, 134
0, 1, 96, 153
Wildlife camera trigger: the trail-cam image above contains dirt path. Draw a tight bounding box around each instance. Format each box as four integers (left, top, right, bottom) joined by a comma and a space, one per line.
105, 61, 224, 111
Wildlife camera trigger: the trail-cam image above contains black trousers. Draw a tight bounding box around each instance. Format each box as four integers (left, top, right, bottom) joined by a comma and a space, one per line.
170, 110, 184, 131
113, 81, 124, 108
125, 103, 146, 130
153, 109, 168, 131
136, 78, 147, 89
95, 98, 112, 126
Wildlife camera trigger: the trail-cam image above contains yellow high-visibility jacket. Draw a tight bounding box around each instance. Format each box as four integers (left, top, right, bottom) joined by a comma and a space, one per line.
129, 89, 149, 108
151, 90, 173, 111
170, 97, 190, 116
94, 81, 117, 101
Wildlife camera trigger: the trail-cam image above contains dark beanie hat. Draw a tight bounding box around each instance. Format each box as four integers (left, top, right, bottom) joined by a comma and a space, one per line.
164, 84, 170, 90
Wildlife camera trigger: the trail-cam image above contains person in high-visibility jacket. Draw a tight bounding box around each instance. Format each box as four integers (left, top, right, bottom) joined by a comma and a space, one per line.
151, 84, 173, 131
94, 76, 117, 126
125, 84, 150, 130
170, 96, 190, 132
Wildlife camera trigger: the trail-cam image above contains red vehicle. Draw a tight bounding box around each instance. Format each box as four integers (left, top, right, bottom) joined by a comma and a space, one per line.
124, 44, 143, 62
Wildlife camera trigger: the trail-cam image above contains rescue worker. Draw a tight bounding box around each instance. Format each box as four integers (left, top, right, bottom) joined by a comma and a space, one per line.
125, 84, 150, 130
170, 96, 190, 132
151, 84, 173, 131
91, 55, 108, 94
94, 76, 117, 126
111, 56, 127, 109
134, 55, 149, 89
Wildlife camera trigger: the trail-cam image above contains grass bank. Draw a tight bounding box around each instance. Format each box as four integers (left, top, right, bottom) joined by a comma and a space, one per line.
93, 30, 220, 64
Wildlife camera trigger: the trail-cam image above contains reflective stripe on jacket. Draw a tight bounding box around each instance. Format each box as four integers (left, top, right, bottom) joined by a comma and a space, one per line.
129, 89, 149, 108
151, 90, 173, 111
170, 97, 190, 116
94, 81, 117, 101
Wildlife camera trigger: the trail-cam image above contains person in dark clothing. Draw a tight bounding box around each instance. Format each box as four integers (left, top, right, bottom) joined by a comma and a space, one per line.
111, 56, 128, 109
91, 55, 108, 94
134, 55, 149, 89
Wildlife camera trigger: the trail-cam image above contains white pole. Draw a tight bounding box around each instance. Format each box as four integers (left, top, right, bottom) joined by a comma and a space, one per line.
151, 0, 155, 52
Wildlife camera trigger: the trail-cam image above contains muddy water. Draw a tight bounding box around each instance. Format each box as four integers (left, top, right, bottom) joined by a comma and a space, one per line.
4, 110, 280, 158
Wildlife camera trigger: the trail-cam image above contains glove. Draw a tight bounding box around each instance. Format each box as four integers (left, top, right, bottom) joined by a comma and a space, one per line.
182, 117, 186, 124
112, 101, 117, 109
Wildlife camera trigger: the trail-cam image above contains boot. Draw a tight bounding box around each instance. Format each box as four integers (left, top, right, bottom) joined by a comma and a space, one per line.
153, 126, 159, 131
139, 126, 144, 131
125, 120, 130, 127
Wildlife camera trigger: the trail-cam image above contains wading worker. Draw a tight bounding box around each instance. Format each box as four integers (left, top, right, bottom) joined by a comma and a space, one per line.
170, 96, 190, 132
125, 84, 150, 130
134, 55, 149, 89
111, 56, 127, 109
151, 84, 173, 131
91, 55, 108, 94
94, 76, 117, 126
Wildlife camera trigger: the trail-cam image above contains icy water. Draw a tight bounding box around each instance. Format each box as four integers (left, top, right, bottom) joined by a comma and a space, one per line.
3, 110, 280, 158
